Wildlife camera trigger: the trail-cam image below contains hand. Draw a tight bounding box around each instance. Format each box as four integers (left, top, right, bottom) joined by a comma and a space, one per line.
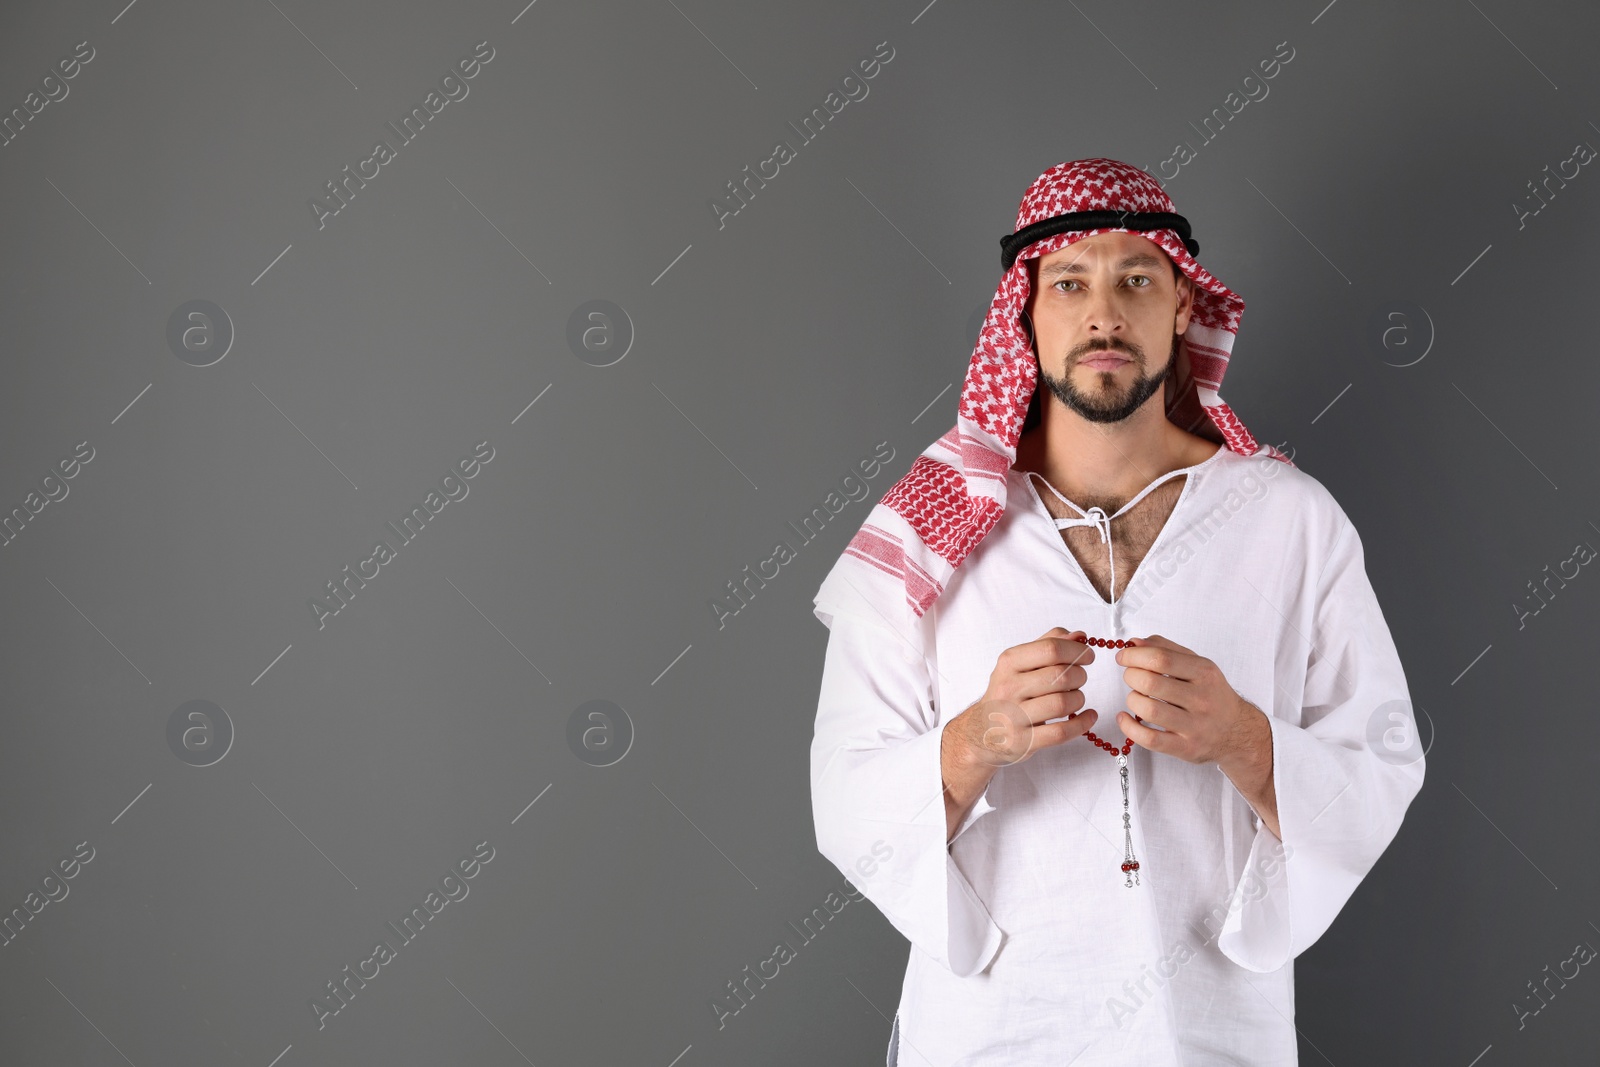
1115, 634, 1280, 837
1113, 634, 1268, 775
948, 626, 1101, 770
940, 626, 1102, 843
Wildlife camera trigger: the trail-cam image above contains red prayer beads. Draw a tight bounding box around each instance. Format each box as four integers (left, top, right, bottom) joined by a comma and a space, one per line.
1078, 635, 1135, 757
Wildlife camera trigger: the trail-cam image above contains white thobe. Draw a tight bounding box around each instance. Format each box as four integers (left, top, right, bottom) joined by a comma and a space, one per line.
809, 446, 1425, 1066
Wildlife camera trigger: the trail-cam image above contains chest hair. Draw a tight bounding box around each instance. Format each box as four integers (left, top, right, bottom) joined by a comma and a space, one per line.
1033, 476, 1187, 604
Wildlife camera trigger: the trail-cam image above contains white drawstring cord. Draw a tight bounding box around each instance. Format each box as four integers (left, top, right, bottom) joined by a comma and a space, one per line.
1053, 505, 1117, 603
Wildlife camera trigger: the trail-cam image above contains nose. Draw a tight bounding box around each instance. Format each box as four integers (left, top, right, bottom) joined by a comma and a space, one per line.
1082, 284, 1126, 337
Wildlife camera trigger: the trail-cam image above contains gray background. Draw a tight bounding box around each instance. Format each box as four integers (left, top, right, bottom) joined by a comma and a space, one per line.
1, 0, 1596, 1064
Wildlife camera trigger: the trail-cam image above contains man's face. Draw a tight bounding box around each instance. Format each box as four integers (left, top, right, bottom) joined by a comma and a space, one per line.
1024, 232, 1194, 425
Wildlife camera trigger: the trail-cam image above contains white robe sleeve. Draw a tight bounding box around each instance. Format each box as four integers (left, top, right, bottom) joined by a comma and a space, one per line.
1216, 519, 1427, 972
809, 604, 1005, 978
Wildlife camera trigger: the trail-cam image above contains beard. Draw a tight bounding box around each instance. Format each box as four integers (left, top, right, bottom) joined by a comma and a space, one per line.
1035, 334, 1178, 425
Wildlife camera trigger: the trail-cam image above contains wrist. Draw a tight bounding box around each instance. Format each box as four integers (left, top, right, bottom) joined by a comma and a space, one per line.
1219, 703, 1272, 784
942, 716, 995, 792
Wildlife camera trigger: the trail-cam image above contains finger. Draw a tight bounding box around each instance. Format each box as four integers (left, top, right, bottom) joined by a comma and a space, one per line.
1125, 692, 1187, 731
1024, 709, 1099, 756
1136, 633, 1193, 654
1021, 659, 1091, 703
1054, 638, 1098, 673
1018, 686, 1088, 726
1116, 636, 1200, 681
1040, 635, 1097, 677
1002, 631, 1095, 679
1118, 710, 1171, 753
1122, 665, 1189, 707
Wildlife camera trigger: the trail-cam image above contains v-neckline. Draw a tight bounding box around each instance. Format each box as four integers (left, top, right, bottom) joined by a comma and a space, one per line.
1015, 446, 1226, 607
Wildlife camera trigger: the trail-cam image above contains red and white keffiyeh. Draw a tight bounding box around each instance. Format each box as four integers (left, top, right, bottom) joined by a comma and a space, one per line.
825, 158, 1293, 627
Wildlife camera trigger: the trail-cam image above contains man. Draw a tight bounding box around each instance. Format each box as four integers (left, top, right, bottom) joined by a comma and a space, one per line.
808, 158, 1424, 1065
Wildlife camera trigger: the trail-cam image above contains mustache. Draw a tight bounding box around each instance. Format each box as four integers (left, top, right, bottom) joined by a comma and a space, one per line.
1072, 339, 1139, 360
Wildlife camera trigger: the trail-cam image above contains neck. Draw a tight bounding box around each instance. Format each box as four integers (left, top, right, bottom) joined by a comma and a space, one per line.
1015, 392, 1219, 508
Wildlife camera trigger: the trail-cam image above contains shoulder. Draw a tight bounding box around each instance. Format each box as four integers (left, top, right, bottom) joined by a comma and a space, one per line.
1213, 446, 1340, 508
1210, 447, 1356, 555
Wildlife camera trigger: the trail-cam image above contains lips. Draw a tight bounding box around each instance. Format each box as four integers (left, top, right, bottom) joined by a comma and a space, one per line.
1079, 354, 1129, 370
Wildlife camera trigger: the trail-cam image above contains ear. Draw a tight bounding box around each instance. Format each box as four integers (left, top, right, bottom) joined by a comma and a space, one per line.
1173, 272, 1194, 334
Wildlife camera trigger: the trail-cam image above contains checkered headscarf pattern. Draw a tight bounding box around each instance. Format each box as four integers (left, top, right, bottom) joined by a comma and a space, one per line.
829, 159, 1293, 624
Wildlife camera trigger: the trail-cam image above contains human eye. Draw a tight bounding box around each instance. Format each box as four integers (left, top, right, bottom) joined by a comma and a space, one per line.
1126, 275, 1152, 288
1052, 279, 1081, 292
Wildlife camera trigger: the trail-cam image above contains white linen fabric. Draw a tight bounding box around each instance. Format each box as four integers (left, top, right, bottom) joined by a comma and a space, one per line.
810, 445, 1426, 1066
